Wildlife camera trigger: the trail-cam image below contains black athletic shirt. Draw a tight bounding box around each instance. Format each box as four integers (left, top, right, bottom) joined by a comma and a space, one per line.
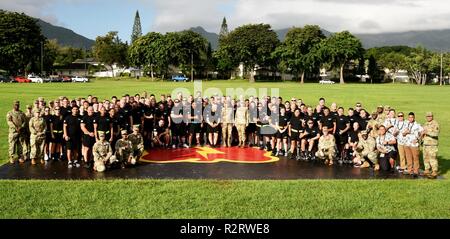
289, 116, 302, 130
96, 115, 111, 132
81, 114, 96, 132
320, 114, 335, 128
52, 115, 64, 132
336, 115, 350, 131
305, 127, 320, 139
279, 114, 290, 127
64, 115, 81, 136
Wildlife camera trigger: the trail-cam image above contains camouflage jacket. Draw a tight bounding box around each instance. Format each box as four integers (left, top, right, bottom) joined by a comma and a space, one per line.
422, 120, 439, 146
6, 110, 26, 133
318, 135, 335, 151
115, 139, 133, 155
128, 133, 144, 152
235, 107, 248, 125
29, 117, 46, 136
93, 141, 113, 160
356, 136, 377, 155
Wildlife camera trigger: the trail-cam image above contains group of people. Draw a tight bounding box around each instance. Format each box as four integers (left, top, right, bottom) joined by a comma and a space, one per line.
6, 92, 440, 178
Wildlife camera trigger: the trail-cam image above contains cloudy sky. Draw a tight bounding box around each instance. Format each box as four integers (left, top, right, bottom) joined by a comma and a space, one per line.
1, 0, 450, 42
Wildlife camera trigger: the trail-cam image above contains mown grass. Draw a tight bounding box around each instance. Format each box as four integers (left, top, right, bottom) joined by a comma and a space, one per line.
0, 78, 449, 218
1, 180, 449, 219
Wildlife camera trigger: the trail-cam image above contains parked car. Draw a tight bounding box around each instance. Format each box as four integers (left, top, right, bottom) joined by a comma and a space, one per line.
0, 75, 13, 83
15, 76, 31, 83
62, 76, 72, 83
49, 76, 63, 83
72, 76, 89, 83
171, 74, 189, 82
319, 79, 335, 84
27, 75, 44, 83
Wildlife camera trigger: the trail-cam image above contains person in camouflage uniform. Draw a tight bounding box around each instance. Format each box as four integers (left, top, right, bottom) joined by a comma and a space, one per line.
354, 130, 379, 171
128, 125, 144, 165
93, 132, 115, 172
316, 126, 336, 165
22, 104, 33, 160
221, 100, 234, 147
6, 101, 27, 164
29, 109, 47, 165
367, 111, 379, 139
421, 112, 440, 178
115, 130, 133, 168
235, 101, 249, 148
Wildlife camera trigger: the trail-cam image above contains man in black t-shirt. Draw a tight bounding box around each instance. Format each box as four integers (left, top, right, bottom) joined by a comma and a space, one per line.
300, 119, 321, 160
80, 106, 97, 168
64, 105, 82, 168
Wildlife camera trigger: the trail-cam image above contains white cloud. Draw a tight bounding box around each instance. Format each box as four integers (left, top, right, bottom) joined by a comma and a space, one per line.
1, 0, 450, 35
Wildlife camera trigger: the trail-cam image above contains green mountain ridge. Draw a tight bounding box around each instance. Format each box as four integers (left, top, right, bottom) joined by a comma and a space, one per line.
190, 26, 450, 51
37, 19, 94, 49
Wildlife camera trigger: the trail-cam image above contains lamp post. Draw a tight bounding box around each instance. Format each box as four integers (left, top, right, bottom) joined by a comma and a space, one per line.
40, 41, 44, 76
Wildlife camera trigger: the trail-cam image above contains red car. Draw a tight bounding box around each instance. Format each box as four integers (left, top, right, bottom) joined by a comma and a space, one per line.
15, 76, 31, 83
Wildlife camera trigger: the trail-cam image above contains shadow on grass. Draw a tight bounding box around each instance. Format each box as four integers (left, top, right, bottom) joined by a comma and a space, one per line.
438, 156, 449, 177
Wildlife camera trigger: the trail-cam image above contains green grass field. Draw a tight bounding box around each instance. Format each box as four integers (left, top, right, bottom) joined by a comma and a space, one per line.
0, 78, 449, 218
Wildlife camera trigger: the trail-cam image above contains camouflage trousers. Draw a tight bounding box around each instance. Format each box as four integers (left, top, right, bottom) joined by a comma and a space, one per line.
355, 151, 378, 164
30, 135, 45, 160
8, 132, 23, 160
316, 148, 335, 161
423, 145, 439, 173
236, 124, 246, 144
222, 123, 233, 146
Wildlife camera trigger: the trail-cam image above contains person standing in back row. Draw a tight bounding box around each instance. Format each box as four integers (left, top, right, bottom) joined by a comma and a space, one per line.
421, 112, 440, 179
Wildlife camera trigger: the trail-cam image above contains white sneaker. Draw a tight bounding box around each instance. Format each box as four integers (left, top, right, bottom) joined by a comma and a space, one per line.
74, 161, 81, 168
183, 144, 189, 148
172, 144, 176, 149
44, 154, 49, 161
68, 162, 73, 169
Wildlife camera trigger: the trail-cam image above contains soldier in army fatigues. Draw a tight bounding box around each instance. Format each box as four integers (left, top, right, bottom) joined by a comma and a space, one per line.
221, 100, 234, 147
93, 132, 115, 172
22, 104, 33, 160
235, 101, 249, 148
115, 130, 133, 168
29, 109, 47, 165
354, 130, 379, 170
6, 101, 27, 164
316, 126, 336, 165
421, 112, 440, 178
128, 125, 144, 165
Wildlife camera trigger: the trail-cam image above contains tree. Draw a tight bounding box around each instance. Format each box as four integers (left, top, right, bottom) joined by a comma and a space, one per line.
93, 31, 128, 76
0, 10, 45, 74
170, 31, 208, 81
216, 24, 280, 82
367, 55, 379, 84
131, 11, 142, 44
378, 52, 407, 83
219, 17, 229, 40
129, 32, 166, 80
274, 25, 325, 83
405, 46, 432, 85
320, 31, 364, 84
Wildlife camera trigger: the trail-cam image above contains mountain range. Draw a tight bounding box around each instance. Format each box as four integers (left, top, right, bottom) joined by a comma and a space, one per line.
37, 17, 450, 51
37, 19, 95, 49
190, 26, 450, 51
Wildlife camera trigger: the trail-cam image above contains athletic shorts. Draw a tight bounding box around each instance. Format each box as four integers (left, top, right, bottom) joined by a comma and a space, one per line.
207, 124, 220, 134
189, 123, 201, 134
82, 134, 96, 148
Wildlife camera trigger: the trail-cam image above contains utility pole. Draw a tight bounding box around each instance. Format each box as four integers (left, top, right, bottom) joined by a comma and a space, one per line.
85, 48, 88, 77
191, 50, 194, 82
40, 41, 44, 75
440, 52, 443, 86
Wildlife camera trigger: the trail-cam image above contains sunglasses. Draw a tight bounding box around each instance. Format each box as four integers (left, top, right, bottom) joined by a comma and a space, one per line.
398, 115, 404, 117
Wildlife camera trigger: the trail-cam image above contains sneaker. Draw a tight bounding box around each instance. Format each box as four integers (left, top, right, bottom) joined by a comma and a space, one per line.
354, 163, 361, 168
284, 151, 288, 157
44, 154, 49, 161
172, 144, 177, 149
338, 160, 343, 165
360, 161, 370, 168
84, 162, 91, 169
74, 161, 81, 168
183, 144, 189, 148
68, 162, 73, 169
